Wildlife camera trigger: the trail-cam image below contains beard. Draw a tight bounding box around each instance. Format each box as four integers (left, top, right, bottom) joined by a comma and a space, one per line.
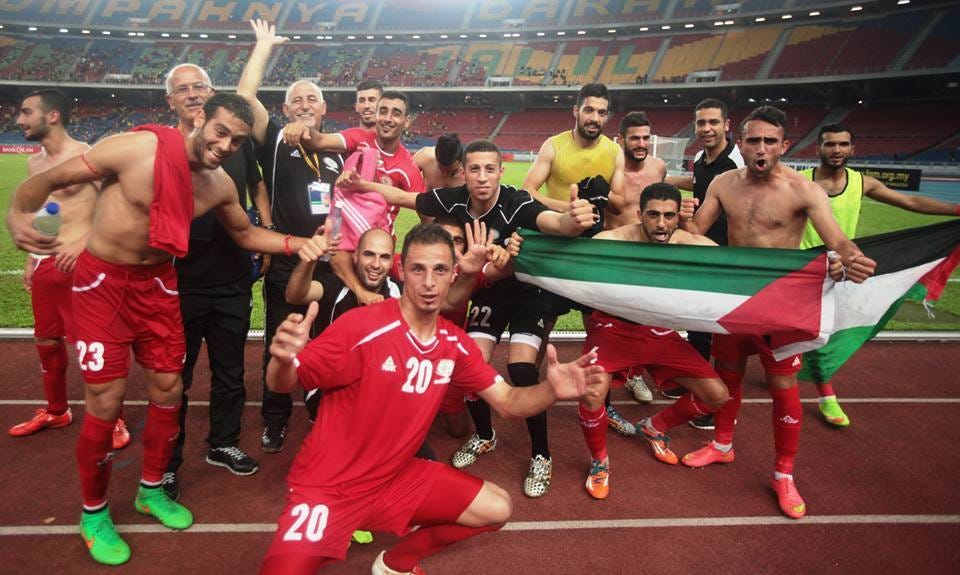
820, 152, 849, 169
22, 121, 48, 142
576, 120, 602, 141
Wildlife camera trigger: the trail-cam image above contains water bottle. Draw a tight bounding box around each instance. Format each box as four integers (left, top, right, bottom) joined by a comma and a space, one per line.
34, 202, 62, 236
321, 199, 342, 263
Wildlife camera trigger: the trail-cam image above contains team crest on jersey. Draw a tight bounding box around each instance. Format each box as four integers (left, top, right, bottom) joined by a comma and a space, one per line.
382, 356, 397, 373
436, 359, 454, 383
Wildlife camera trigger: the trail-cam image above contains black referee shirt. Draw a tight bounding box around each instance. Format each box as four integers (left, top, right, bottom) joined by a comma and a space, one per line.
692, 138, 744, 246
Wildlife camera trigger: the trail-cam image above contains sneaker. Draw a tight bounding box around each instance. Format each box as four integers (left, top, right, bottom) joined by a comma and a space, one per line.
135, 485, 194, 530
9, 407, 72, 437
206, 446, 259, 476
523, 455, 553, 498
637, 418, 678, 465
80, 507, 130, 566
160, 471, 180, 502
585, 459, 610, 500
606, 405, 636, 437
625, 375, 654, 403
112, 418, 131, 450
682, 442, 736, 468
451, 431, 497, 469
688, 414, 716, 430
771, 476, 807, 519
660, 386, 685, 400
818, 397, 850, 427
372, 550, 426, 575
351, 530, 374, 544
261, 424, 286, 453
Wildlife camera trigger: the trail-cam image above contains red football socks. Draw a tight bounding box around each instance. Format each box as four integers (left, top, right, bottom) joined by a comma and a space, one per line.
36, 342, 69, 415
76, 413, 116, 509
713, 368, 744, 445
141, 402, 181, 484
578, 404, 608, 462
770, 386, 802, 475
653, 392, 711, 431
384, 523, 502, 572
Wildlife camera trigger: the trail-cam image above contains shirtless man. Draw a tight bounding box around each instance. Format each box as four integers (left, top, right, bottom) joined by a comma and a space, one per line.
7, 93, 318, 566
6, 90, 131, 445
577, 183, 728, 499
680, 106, 876, 519
414, 133, 465, 190
604, 111, 666, 229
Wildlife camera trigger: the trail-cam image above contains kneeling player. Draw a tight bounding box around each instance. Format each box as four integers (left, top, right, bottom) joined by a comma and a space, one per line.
262, 224, 604, 574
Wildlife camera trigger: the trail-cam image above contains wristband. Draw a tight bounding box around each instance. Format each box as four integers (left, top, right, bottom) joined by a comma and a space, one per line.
263, 224, 277, 231
283, 234, 292, 257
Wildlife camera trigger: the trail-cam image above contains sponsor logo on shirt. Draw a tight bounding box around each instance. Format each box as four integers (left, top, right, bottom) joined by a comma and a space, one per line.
290, 149, 301, 158
436, 359, 454, 383
791, 356, 801, 367
382, 356, 397, 373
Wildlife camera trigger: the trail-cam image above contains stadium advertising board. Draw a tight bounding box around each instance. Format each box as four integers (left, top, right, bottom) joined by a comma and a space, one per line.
0, 145, 41, 154
852, 166, 923, 191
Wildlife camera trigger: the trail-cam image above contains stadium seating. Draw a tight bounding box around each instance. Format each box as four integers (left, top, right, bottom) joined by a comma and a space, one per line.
410, 109, 502, 143
597, 38, 660, 85
769, 24, 855, 78
469, 0, 562, 29
269, 45, 368, 87
824, 12, 928, 74
672, 0, 730, 19
183, 44, 252, 86
90, 0, 188, 27
281, 1, 375, 31
710, 26, 782, 81
907, 6, 960, 70
553, 40, 608, 86
567, 0, 666, 25
376, 0, 465, 30
656, 34, 723, 82
0, 37, 85, 82
365, 44, 461, 87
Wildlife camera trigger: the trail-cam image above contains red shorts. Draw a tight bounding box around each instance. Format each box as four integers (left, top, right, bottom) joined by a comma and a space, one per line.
711, 333, 802, 376
439, 385, 466, 415
264, 459, 482, 562
583, 313, 717, 383
31, 257, 75, 341
71, 251, 186, 384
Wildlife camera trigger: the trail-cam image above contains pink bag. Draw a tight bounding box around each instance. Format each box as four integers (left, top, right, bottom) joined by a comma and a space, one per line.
331, 147, 388, 251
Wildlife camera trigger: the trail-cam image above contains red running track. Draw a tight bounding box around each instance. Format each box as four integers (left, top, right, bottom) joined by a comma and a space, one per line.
0, 339, 958, 574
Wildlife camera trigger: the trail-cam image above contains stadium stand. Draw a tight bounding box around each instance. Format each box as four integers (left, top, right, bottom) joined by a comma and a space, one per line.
656, 34, 723, 83
710, 26, 782, 81
268, 44, 368, 88
191, 1, 284, 31
567, 0, 666, 25
824, 12, 929, 75
494, 109, 574, 151
281, 0, 376, 31
553, 40, 608, 86
906, 6, 960, 70
377, 0, 466, 30
769, 24, 855, 78
672, 0, 730, 19
410, 108, 502, 143
365, 44, 461, 87
597, 38, 661, 85
183, 43, 252, 86
470, 0, 564, 29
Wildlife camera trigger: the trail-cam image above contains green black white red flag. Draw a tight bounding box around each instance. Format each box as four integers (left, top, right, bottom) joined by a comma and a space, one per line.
514, 220, 960, 367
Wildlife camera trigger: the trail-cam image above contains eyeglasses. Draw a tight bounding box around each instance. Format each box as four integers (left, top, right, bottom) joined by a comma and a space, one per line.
171, 83, 211, 96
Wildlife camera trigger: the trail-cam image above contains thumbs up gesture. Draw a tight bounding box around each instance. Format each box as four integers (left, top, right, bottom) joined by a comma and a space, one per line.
568, 183, 595, 231
270, 301, 319, 363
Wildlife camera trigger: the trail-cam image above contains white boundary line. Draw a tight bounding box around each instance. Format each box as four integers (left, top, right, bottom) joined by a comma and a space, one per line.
1, 398, 959, 408
1, 514, 957, 536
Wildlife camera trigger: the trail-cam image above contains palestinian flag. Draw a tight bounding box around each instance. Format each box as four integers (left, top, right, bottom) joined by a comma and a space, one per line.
514, 220, 960, 363
799, 219, 960, 382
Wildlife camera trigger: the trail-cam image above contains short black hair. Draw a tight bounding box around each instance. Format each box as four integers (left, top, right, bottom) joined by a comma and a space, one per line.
435, 133, 463, 167
378, 90, 409, 115
401, 223, 456, 265
356, 79, 383, 95
619, 111, 650, 135
432, 213, 465, 233
695, 98, 728, 120
25, 89, 71, 126
463, 139, 501, 164
818, 123, 855, 144
739, 105, 787, 134
203, 93, 254, 128
576, 83, 609, 107
640, 182, 681, 211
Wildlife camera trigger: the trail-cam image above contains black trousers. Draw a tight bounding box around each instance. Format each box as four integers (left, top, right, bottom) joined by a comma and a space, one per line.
260, 278, 306, 427
687, 330, 712, 362
167, 285, 252, 473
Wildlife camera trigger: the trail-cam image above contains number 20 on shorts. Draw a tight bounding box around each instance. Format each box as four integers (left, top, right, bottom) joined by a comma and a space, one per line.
283, 503, 330, 542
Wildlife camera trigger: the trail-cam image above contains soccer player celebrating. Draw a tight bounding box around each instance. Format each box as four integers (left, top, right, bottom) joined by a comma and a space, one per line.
261, 224, 604, 574
681, 106, 876, 519
604, 111, 667, 229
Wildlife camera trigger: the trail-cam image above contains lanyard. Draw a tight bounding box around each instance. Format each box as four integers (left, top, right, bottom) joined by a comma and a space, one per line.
299, 144, 322, 179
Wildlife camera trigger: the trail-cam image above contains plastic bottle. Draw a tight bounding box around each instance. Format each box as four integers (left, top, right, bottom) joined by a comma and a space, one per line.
321, 198, 342, 263
34, 202, 62, 236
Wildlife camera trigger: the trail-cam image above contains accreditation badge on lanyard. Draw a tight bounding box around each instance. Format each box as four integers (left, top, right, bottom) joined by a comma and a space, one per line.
300, 145, 331, 215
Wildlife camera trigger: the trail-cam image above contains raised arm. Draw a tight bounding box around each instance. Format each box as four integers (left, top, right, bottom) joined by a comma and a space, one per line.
337, 169, 418, 209
237, 19, 287, 145
282, 123, 347, 153
666, 174, 694, 191
864, 176, 959, 216
682, 177, 722, 235
266, 302, 318, 394
285, 236, 328, 305
522, 139, 569, 212
804, 182, 875, 283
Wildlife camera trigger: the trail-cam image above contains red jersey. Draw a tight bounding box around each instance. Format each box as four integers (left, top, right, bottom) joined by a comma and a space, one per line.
338, 128, 426, 234
291, 298, 500, 493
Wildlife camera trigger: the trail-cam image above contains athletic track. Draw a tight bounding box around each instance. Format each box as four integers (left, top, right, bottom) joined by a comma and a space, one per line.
0, 338, 958, 574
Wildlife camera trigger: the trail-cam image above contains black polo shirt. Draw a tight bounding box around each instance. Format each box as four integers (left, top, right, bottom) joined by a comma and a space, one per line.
175, 137, 261, 293
692, 138, 744, 246
257, 119, 343, 282
308, 272, 402, 337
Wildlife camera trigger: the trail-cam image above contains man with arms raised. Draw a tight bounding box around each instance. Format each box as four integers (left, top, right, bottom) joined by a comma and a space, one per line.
237, 20, 345, 452
799, 123, 960, 427
161, 62, 269, 498
577, 182, 728, 499
7, 90, 132, 447
261, 224, 604, 574
7, 93, 313, 565
681, 106, 875, 519
414, 133, 465, 190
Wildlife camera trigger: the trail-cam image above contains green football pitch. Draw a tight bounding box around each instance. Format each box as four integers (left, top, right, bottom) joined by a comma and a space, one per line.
1, 155, 956, 331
